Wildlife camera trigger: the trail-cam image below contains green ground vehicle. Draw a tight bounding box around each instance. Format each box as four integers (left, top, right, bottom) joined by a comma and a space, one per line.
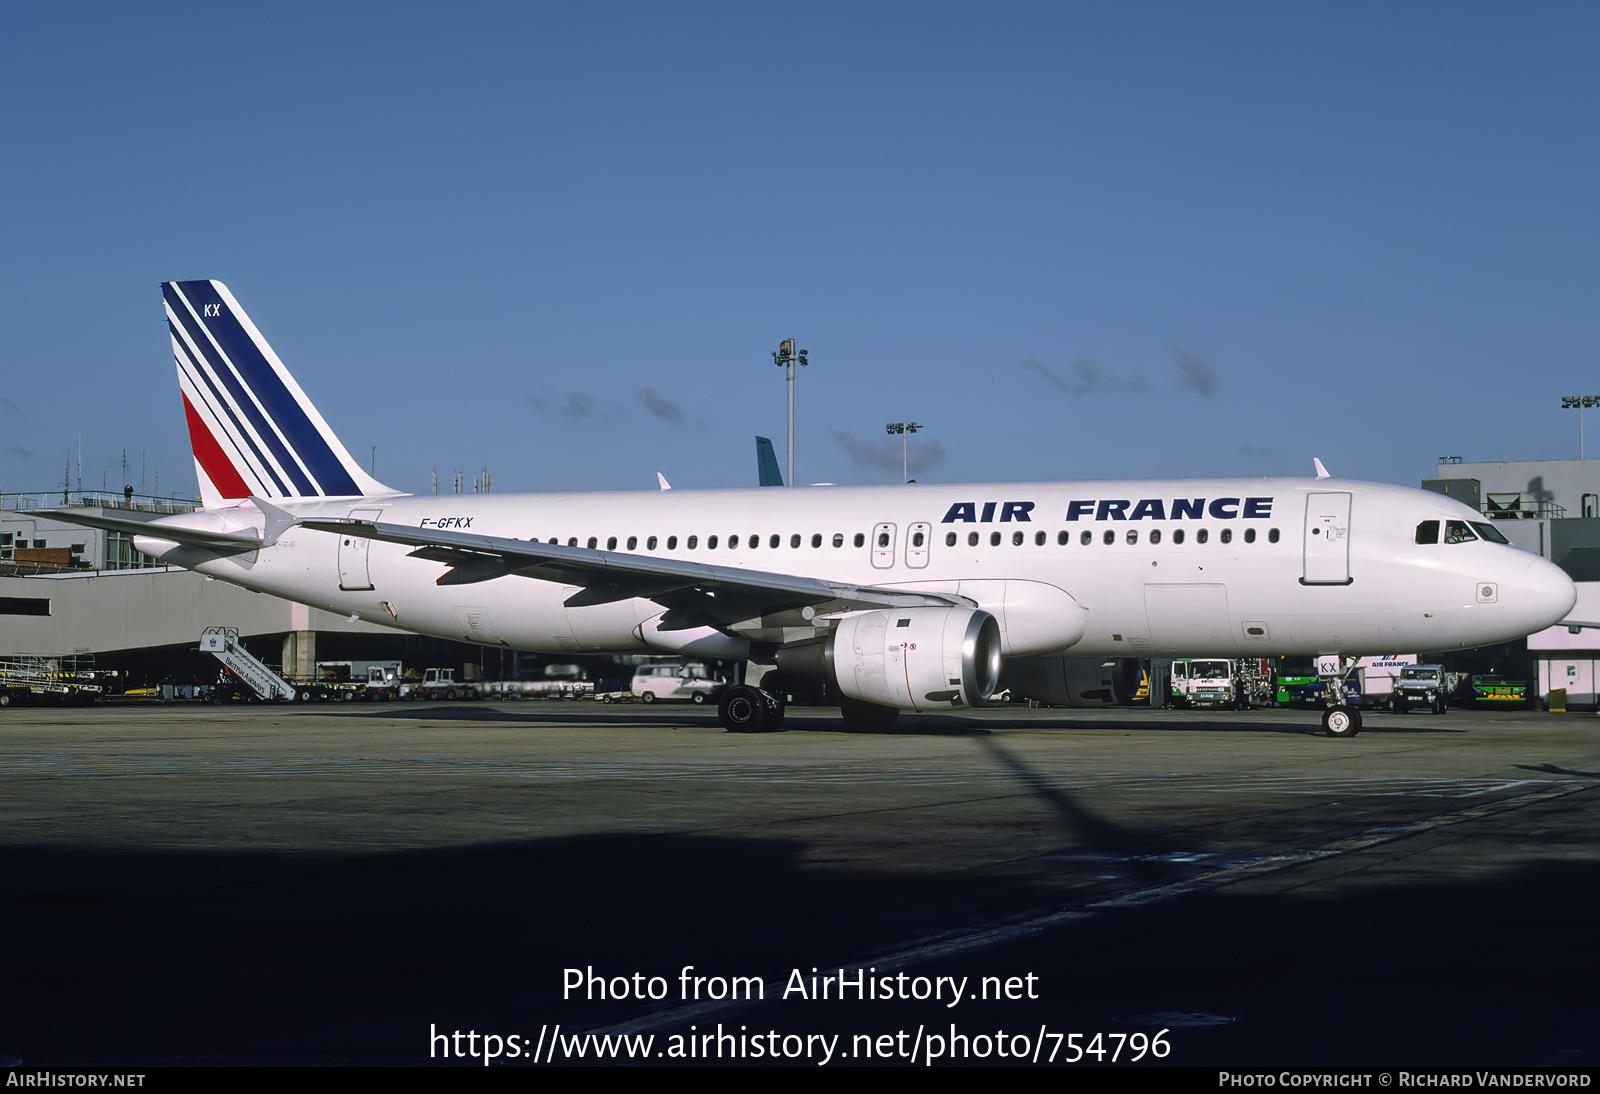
1469, 674, 1529, 708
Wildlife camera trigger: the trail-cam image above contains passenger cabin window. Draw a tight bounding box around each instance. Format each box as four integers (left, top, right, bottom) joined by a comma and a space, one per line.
666, 536, 677, 549
1080, 530, 1092, 545
1102, 530, 1114, 545
1034, 531, 1045, 546
1220, 528, 1232, 544
686, 535, 698, 549
587, 537, 598, 549
832, 533, 844, 548
1057, 531, 1069, 545
607, 537, 617, 550
1013, 531, 1024, 546
968, 532, 979, 546
1151, 529, 1162, 544
946, 532, 958, 547
708, 535, 720, 549
1243, 528, 1255, 544
1415, 521, 1440, 545
811, 534, 822, 548
1196, 529, 1209, 544
854, 533, 865, 548
1444, 521, 1476, 544
991, 531, 1002, 546
1173, 529, 1185, 544
646, 536, 656, 550
1268, 528, 1280, 543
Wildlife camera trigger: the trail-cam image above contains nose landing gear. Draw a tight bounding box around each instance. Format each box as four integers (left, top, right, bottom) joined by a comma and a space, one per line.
1321, 704, 1362, 737
1317, 653, 1362, 738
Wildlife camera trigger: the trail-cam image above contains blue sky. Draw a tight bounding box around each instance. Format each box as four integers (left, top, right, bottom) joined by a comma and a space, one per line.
2, 2, 1596, 498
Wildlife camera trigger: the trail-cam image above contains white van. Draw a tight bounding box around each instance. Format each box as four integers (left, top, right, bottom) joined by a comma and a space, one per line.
630, 663, 722, 704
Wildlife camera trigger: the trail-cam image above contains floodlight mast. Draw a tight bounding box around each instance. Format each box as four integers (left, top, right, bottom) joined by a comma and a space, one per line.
885, 421, 921, 483
1561, 396, 1600, 459
772, 339, 808, 486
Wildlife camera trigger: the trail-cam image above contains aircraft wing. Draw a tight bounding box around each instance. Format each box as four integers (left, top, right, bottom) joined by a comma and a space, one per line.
299, 516, 962, 629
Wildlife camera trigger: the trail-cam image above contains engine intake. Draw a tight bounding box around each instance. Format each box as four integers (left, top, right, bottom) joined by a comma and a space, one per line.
792, 606, 1001, 711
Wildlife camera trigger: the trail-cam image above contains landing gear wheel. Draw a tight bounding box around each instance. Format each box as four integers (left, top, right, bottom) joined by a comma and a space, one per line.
839, 697, 900, 732
1322, 705, 1362, 738
719, 685, 770, 732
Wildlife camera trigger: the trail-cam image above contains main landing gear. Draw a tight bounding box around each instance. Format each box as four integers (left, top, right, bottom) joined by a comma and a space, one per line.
718, 685, 785, 732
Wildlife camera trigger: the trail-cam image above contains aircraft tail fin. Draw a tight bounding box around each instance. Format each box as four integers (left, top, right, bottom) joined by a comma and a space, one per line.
164, 280, 396, 507
755, 436, 784, 487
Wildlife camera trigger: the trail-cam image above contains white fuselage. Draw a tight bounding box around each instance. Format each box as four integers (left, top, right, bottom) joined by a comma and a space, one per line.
135, 477, 1577, 661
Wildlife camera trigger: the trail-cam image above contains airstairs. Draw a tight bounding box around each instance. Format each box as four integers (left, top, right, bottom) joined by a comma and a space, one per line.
199, 627, 295, 701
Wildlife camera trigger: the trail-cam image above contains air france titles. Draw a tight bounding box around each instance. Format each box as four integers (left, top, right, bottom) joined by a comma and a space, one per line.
939, 498, 1275, 523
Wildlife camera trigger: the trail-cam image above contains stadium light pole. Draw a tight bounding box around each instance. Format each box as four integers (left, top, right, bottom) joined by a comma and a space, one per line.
885, 421, 921, 483
1562, 396, 1600, 459
772, 340, 808, 486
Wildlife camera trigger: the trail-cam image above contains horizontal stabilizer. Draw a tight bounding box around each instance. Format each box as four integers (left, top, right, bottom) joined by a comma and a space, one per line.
39, 508, 264, 551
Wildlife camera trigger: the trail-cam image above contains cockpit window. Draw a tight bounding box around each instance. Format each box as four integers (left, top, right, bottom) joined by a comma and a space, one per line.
1415, 520, 1440, 545
1444, 520, 1477, 544
1471, 522, 1510, 545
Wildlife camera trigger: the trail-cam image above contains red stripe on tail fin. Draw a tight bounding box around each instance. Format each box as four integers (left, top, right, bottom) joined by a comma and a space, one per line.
182, 392, 252, 501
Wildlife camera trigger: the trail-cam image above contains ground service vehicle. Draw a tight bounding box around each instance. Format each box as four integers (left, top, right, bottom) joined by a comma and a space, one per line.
48, 280, 1580, 738
415, 668, 479, 700
1392, 665, 1454, 714
631, 663, 722, 704
1469, 674, 1530, 709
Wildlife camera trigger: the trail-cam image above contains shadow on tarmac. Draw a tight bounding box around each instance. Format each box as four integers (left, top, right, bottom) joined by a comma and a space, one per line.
1, 772, 1593, 1066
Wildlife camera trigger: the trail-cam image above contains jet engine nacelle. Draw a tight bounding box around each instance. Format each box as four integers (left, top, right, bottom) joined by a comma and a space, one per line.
823, 606, 1002, 711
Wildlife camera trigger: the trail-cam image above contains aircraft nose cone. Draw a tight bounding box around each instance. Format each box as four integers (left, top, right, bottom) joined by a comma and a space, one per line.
1524, 556, 1577, 631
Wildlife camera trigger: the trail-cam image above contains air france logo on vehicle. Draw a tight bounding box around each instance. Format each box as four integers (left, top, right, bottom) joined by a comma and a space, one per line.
940, 497, 1275, 523
420, 517, 473, 529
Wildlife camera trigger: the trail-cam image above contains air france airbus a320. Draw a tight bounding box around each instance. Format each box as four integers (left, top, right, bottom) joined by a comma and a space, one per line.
52, 281, 1577, 737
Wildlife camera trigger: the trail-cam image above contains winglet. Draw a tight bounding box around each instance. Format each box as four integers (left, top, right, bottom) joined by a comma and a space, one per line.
1313, 458, 1331, 479
249, 496, 299, 547
656, 472, 672, 491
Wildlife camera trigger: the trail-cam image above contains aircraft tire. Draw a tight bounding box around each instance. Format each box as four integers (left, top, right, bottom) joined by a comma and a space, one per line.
719, 685, 769, 732
1322, 705, 1361, 738
839, 697, 899, 732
